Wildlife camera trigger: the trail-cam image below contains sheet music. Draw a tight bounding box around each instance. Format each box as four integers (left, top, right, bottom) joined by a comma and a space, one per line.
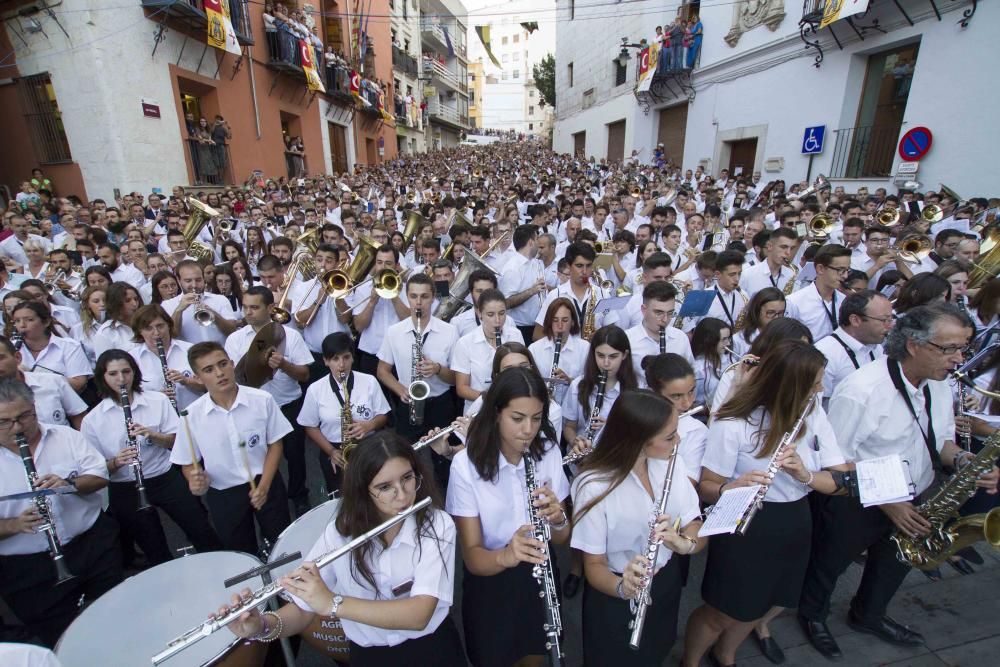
698, 485, 762, 537
855, 455, 914, 507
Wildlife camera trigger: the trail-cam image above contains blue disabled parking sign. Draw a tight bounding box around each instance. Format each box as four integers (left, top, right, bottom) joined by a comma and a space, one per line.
802, 126, 825, 154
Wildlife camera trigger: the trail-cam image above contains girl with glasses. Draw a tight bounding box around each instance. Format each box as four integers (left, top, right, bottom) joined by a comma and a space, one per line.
221, 431, 464, 665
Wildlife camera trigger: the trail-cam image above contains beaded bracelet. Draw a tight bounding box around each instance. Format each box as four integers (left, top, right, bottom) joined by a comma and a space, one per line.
802, 470, 815, 487
254, 611, 283, 643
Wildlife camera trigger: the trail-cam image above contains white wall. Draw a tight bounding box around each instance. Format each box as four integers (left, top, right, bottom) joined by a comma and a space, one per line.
2, 1, 220, 202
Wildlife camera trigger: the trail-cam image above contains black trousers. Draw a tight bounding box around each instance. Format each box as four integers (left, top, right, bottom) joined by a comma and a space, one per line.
205, 475, 291, 555
516, 324, 536, 345
308, 352, 328, 385
356, 349, 380, 376
108, 466, 221, 565
280, 397, 307, 500
0, 512, 123, 647
393, 393, 456, 496
799, 495, 912, 624
318, 445, 344, 496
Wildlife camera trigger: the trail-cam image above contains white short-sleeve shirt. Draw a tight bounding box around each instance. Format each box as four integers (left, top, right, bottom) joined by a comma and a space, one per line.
129, 338, 200, 411
377, 316, 458, 399
92, 320, 135, 358
786, 283, 840, 342
528, 335, 589, 405
814, 328, 882, 399
678, 414, 708, 479
571, 454, 702, 573
18, 335, 93, 379
561, 377, 622, 444
162, 292, 237, 345
0, 424, 107, 555
81, 391, 178, 482
297, 371, 391, 444
24, 371, 87, 426
450, 326, 526, 414
170, 386, 293, 490
626, 323, 694, 383
225, 324, 313, 406
288, 508, 456, 647
446, 444, 569, 550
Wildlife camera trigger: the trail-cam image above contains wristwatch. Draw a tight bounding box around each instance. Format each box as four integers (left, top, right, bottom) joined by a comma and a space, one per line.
329, 593, 344, 617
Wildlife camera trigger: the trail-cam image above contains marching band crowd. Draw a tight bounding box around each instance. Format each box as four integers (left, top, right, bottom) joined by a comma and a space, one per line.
0, 138, 998, 667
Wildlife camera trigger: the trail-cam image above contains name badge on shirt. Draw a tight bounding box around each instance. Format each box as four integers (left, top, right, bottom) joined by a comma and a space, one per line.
392, 579, 414, 597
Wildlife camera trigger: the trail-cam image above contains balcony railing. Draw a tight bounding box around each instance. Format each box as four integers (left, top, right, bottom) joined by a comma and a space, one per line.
185, 139, 235, 186
423, 58, 465, 94
392, 45, 419, 76
141, 0, 253, 45
427, 102, 468, 129
828, 125, 901, 179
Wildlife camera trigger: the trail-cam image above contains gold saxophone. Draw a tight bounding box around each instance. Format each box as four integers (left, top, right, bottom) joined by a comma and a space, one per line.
581, 281, 607, 341
340, 371, 357, 460
783, 259, 799, 296
733, 288, 751, 331
891, 428, 1000, 570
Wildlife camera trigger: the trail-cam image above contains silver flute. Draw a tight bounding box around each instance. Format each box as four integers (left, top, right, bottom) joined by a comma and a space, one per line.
563, 405, 704, 466
119, 385, 151, 511
152, 497, 432, 665
412, 424, 461, 451
628, 440, 682, 649
524, 453, 564, 666
16, 433, 75, 584
155, 337, 179, 414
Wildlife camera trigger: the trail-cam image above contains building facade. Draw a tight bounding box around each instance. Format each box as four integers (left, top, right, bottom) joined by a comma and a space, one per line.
468, 59, 485, 129
465, 0, 554, 136
0, 0, 398, 201
391, 0, 428, 154
420, 0, 471, 149
553, 0, 998, 194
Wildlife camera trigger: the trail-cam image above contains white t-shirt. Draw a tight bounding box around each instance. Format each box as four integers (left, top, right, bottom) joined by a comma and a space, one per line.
297, 371, 391, 444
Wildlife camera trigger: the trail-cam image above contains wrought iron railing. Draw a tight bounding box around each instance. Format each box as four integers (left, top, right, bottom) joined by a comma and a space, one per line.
828, 124, 901, 179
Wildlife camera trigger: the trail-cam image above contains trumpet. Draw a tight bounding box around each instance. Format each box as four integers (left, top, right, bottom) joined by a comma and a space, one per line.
191, 292, 215, 327
152, 498, 433, 665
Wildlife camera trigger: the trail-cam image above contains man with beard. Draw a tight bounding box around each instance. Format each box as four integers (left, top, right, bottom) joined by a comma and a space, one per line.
96, 242, 145, 288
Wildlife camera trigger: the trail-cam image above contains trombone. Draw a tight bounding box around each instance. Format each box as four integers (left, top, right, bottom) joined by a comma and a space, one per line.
895, 235, 932, 265
302, 236, 379, 326
271, 253, 312, 324
336, 269, 402, 315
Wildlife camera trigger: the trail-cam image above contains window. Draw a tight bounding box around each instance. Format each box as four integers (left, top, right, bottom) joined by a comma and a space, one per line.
529, 106, 535, 115
513, 34, 519, 43
568, 62, 574, 87
513, 70, 520, 79
470, 91, 475, 104
529, 123, 534, 130
17, 73, 71, 163
615, 60, 627, 86
470, 73, 476, 81
502, 36, 508, 45
404, 39, 410, 52
529, 89, 535, 97
570, 0, 575, 20
502, 71, 509, 80
502, 54, 509, 63
513, 52, 520, 61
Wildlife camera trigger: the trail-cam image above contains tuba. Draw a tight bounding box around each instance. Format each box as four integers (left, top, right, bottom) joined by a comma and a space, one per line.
183, 198, 220, 263
968, 227, 1000, 289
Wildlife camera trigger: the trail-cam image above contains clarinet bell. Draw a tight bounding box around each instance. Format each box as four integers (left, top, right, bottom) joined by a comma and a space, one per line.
137, 483, 152, 512
53, 554, 76, 585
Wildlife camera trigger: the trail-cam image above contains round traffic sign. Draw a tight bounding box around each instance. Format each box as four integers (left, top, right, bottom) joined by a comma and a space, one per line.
898, 127, 933, 161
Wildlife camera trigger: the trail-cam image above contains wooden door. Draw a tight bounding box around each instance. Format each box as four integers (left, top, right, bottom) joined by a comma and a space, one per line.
727, 138, 757, 177
607, 120, 626, 162
328, 122, 348, 173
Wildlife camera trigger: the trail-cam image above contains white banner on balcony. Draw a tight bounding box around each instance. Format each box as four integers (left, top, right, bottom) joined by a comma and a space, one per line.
635, 43, 660, 93
820, 0, 870, 29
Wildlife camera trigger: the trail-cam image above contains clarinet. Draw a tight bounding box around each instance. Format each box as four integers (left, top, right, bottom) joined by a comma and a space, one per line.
16, 433, 75, 584
10, 331, 24, 352
524, 453, 564, 666
736, 394, 817, 536
155, 337, 179, 414
547, 334, 563, 397
585, 369, 608, 442
119, 385, 152, 511
628, 440, 681, 649
494, 326, 502, 349
659, 325, 667, 354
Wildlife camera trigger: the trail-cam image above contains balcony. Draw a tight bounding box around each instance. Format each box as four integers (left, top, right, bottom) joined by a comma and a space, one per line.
392, 46, 420, 76
427, 101, 468, 130
828, 125, 901, 179
422, 58, 466, 94
420, 20, 449, 50
141, 0, 253, 45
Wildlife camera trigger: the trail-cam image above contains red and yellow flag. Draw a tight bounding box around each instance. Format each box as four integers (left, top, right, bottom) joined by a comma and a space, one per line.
204, 0, 241, 55
299, 40, 326, 93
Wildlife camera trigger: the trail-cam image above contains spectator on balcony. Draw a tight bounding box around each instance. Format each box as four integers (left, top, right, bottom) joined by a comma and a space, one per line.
687, 15, 703, 69
211, 115, 232, 177
285, 136, 306, 178
195, 119, 220, 185
263, 4, 279, 59
669, 16, 685, 71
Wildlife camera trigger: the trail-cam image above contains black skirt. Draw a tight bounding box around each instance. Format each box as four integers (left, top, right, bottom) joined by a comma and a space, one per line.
462, 559, 556, 667
582, 556, 683, 666
702, 496, 812, 622
348, 614, 465, 667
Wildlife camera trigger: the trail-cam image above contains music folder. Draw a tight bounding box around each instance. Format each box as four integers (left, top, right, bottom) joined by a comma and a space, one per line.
677, 290, 714, 318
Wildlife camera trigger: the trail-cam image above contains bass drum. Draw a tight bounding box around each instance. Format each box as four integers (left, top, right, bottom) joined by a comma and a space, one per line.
269, 497, 350, 662
56, 551, 267, 666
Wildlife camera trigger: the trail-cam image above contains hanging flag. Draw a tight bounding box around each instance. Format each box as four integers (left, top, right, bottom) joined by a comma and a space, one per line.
204, 0, 241, 55
350, 71, 361, 98
377, 91, 393, 122
351, 0, 363, 64
299, 40, 326, 92
475, 26, 501, 68
820, 0, 870, 28
520, 22, 539, 33
635, 43, 660, 93
442, 26, 455, 58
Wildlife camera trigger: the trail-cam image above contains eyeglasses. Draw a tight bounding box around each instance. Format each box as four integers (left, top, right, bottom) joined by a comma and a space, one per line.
829, 266, 852, 275
861, 314, 897, 325
370, 471, 422, 502
0, 409, 37, 431
923, 341, 969, 356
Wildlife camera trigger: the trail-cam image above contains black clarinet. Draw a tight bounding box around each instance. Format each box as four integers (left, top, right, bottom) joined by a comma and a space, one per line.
494, 326, 502, 349
119, 385, 152, 511
16, 433, 75, 584
659, 325, 667, 354
155, 337, 179, 414
10, 331, 24, 352
524, 453, 564, 666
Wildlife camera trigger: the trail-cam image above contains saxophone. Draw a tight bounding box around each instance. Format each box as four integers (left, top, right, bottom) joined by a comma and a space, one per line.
629, 439, 681, 649
340, 371, 357, 460
891, 427, 1000, 570
119, 385, 152, 511
407, 309, 430, 425
16, 433, 75, 584
732, 288, 751, 332
783, 259, 799, 296
523, 452, 564, 666
581, 283, 600, 341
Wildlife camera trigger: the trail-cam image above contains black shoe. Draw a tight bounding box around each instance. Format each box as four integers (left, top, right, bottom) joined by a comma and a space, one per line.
956, 546, 983, 565
846, 610, 924, 646
563, 573, 582, 598
798, 615, 843, 660
947, 558, 976, 576
922, 567, 943, 582
754, 631, 786, 664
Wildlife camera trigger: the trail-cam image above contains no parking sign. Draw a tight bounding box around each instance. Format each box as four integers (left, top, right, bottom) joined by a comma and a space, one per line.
898, 127, 933, 161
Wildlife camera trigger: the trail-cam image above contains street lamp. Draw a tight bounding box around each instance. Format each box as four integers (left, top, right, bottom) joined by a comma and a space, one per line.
616, 37, 645, 68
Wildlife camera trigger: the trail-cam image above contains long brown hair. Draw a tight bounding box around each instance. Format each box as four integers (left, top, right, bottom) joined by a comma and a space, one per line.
577, 325, 637, 418
716, 339, 824, 458
572, 390, 676, 527
334, 431, 442, 595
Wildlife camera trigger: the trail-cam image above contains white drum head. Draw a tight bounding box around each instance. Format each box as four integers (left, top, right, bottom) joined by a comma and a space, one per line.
267, 498, 340, 579
56, 551, 264, 667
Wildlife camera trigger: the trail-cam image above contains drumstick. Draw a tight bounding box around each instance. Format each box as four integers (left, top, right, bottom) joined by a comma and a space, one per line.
238, 440, 257, 493
179, 410, 201, 473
